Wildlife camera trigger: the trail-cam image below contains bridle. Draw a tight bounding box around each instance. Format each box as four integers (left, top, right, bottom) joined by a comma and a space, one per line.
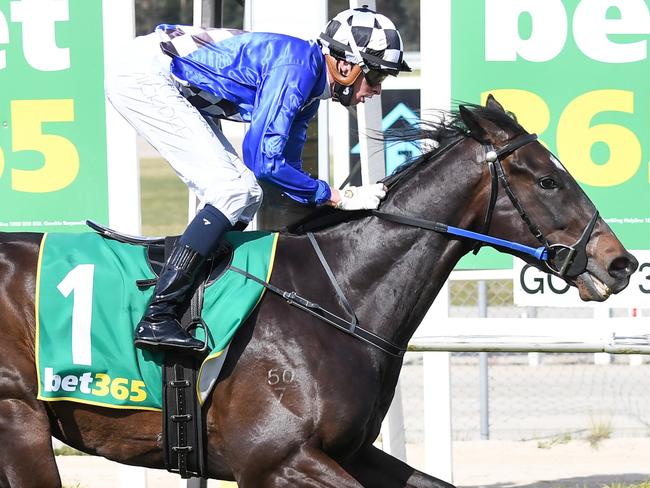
374, 132, 598, 278
269, 131, 601, 358
475, 133, 598, 278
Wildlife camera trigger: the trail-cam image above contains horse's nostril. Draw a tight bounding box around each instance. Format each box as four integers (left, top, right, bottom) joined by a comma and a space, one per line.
608, 254, 639, 279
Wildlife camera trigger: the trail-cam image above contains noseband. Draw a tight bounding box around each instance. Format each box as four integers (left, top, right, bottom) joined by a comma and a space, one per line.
478, 133, 598, 278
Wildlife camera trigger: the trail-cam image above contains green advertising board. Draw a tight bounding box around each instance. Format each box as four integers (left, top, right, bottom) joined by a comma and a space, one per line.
452, 0, 650, 269
0, 0, 108, 232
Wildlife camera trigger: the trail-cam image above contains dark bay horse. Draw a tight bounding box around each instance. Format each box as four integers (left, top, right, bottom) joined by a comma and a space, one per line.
0, 96, 638, 487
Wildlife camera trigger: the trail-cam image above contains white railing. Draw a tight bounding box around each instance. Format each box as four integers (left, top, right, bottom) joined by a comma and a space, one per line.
409, 318, 650, 354
379, 308, 649, 485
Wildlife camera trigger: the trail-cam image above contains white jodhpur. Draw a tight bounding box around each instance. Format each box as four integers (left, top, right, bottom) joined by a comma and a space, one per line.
105, 33, 262, 225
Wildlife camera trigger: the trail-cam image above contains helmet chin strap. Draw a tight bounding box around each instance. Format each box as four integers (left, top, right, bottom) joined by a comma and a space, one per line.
325, 55, 362, 107
333, 83, 355, 106
325, 23, 371, 107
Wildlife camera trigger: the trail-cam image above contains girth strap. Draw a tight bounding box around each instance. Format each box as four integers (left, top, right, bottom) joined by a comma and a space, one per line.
162, 353, 206, 479
161, 237, 207, 480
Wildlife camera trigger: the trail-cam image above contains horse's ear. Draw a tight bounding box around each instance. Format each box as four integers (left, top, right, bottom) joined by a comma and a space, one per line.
485, 95, 520, 122
485, 94, 505, 112
459, 104, 503, 144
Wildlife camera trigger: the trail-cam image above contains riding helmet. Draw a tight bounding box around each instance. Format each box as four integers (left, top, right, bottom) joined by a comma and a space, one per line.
319, 5, 411, 75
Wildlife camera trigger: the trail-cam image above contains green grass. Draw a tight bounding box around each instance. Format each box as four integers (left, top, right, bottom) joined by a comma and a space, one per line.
139, 157, 188, 237
53, 444, 88, 456
536, 432, 572, 449
587, 418, 613, 449
604, 481, 650, 488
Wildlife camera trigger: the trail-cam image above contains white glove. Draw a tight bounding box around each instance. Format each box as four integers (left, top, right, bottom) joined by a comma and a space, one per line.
335, 183, 387, 211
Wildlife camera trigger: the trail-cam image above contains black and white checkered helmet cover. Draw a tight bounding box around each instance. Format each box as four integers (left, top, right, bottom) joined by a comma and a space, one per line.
319, 6, 410, 73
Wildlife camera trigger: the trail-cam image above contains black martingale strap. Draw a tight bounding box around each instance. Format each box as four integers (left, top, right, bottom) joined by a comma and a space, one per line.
338, 159, 362, 190
251, 132, 569, 358
288, 209, 369, 236
227, 265, 406, 358
306, 232, 358, 331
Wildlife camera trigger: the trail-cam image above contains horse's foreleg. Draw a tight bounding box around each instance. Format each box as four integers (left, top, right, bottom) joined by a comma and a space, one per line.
0, 398, 61, 488
343, 445, 455, 488
239, 445, 364, 488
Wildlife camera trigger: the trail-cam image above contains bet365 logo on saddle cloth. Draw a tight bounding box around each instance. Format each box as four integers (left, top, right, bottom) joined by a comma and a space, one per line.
36, 231, 277, 410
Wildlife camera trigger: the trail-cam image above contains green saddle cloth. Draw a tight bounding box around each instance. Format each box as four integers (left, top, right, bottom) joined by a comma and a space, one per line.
36, 231, 278, 411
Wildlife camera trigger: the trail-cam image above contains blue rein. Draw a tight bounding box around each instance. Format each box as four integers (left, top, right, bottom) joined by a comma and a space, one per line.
370, 210, 549, 262
444, 225, 547, 261
375, 131, 598, 278
375, 132, 551, 265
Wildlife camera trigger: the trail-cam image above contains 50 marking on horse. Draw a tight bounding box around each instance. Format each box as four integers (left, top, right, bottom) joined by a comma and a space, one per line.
267, 368, 295, 401
43, 368, 148, 402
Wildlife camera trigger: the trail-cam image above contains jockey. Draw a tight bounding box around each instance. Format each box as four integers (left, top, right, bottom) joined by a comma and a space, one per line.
105, 6, 411, 354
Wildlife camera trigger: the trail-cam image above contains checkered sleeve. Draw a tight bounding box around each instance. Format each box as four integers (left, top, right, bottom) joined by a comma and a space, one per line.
156, 24, 245, 59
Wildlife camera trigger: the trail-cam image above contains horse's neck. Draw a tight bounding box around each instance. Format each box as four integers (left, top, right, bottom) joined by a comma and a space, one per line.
319, 144, 484, 349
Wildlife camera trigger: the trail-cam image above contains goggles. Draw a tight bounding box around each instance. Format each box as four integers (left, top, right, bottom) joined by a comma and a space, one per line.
325, 55, 391, 90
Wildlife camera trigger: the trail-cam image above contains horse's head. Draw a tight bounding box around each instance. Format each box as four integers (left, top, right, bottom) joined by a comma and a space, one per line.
459, 95, 638, 301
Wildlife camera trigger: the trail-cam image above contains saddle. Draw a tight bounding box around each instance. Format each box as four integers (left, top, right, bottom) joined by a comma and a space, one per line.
86, 220, 220, 479
86, 220, 233, 284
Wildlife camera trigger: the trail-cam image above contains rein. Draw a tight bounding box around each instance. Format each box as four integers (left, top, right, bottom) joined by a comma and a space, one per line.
369, 210, 547, 260
296, 133, 598, 278
254, 131, 600, 358
478, 134, 598, 278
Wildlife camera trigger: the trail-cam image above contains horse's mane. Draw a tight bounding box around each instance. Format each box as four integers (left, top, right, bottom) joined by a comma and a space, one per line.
381, 104, 523, 187
285, 103, 523, 234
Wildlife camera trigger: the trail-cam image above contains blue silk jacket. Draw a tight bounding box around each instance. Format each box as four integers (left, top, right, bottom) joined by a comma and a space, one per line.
157, 25, 331, 205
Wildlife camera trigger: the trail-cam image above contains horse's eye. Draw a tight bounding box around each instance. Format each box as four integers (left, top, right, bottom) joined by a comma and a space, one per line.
539, 176, 558, 190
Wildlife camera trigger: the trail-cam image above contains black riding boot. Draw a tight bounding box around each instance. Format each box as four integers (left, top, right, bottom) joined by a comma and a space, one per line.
134, 243, 207, 353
